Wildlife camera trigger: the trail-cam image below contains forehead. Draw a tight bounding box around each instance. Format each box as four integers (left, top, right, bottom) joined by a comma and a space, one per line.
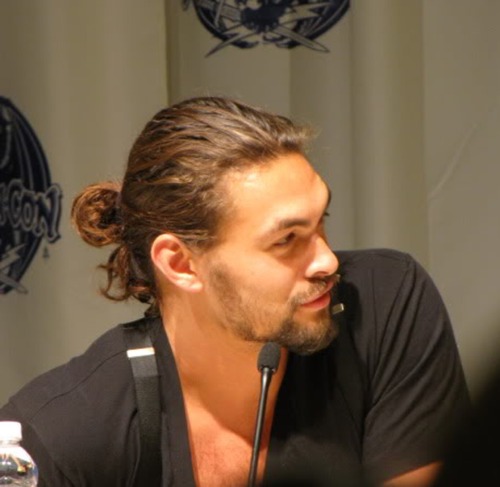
219, 153, 329, 240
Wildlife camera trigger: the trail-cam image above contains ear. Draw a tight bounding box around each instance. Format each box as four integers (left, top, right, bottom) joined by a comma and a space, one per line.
150, 234, 203, 293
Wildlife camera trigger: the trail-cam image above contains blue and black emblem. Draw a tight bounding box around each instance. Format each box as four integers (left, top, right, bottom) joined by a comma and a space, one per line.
0, 97, 62, 295
183, 0, 350, 55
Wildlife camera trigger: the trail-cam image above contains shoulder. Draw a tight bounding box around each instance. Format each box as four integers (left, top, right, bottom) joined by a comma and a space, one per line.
0, 318, 153, 485
332, 248, 455, 415
336, 248, 417, 280
7, 323, 131, 421
335, 248, 434, 324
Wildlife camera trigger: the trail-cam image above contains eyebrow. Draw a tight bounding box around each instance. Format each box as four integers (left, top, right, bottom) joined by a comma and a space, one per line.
266, 217, 311, 235
260, 185, 332, 239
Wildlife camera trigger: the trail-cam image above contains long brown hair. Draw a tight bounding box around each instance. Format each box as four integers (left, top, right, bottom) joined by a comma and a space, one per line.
71, 96, 313, 316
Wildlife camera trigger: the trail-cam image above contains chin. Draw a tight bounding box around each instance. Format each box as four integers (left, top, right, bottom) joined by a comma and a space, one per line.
279, 318, 339, 356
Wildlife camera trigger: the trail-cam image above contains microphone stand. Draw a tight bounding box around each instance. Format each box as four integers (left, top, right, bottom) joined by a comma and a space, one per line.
248, 367, 273, 487
247, 343, 281, 487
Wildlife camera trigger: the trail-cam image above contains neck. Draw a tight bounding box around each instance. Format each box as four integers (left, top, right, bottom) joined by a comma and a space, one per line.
161, 298, 288, 441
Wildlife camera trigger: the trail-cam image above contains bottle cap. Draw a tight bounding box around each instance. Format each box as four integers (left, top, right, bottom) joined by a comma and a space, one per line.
0, 421, 22, 442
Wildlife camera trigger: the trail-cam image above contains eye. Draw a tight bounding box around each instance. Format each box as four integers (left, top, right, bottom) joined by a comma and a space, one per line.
274, 232, 295, 246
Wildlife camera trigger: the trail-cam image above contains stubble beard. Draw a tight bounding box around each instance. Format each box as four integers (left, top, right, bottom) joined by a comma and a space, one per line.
208, 266, 339, 356
270, 306, 339, 355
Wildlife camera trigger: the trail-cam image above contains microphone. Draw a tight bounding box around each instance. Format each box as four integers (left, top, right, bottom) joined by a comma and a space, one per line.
248, 342, 281, 487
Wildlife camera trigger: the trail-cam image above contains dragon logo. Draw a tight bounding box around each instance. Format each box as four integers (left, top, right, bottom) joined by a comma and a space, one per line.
183, 0, 350, 55
0, 97, 62, 295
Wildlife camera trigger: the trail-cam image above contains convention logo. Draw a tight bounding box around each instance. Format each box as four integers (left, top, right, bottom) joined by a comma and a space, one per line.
0, 97, 62, 295
183, 0, 350, 56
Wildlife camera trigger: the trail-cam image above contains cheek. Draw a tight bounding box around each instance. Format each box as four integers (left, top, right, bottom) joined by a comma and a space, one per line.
243, 261, 299, 301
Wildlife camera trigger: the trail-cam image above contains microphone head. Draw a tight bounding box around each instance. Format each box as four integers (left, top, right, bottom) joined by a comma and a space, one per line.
257, 342, 281, 372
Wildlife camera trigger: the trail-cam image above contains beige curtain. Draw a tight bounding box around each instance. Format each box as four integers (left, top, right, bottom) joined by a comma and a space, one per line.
423, 0, 500, 394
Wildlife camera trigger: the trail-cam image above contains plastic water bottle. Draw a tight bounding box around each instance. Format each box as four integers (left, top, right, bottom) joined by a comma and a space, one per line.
0, 421, 37, 486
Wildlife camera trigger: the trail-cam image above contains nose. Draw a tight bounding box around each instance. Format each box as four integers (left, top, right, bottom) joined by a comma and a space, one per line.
305, 235, 339, 279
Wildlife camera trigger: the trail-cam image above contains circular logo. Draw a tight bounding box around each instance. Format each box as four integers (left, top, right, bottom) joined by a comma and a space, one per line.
0, 97, 62, 295
185, 0, 350, 55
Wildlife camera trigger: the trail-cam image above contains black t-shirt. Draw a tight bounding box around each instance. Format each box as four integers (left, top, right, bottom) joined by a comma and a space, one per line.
0, 249, 470, 486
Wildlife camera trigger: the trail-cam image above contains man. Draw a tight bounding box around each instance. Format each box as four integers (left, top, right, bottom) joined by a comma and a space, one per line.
0, 97, 469, 486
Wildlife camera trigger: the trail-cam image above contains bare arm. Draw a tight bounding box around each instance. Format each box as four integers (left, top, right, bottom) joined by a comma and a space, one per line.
383, 462, 441, 487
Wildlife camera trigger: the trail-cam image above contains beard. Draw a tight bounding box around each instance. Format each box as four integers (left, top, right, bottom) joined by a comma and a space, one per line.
207, 264, 339, 355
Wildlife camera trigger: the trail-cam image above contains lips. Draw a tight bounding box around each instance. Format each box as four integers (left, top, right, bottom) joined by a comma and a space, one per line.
300, 280, 335, 308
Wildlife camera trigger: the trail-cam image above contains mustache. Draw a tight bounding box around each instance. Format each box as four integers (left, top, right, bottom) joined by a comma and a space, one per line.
294, 273, 340, 305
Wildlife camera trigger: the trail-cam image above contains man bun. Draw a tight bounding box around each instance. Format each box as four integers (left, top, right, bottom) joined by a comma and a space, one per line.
71, 182, 123, 247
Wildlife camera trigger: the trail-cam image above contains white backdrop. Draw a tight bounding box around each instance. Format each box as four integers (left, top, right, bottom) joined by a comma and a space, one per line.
1, 0, 500, 405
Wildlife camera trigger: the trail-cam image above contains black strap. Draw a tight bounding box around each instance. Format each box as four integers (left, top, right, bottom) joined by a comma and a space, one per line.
123, 320, 162, 486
